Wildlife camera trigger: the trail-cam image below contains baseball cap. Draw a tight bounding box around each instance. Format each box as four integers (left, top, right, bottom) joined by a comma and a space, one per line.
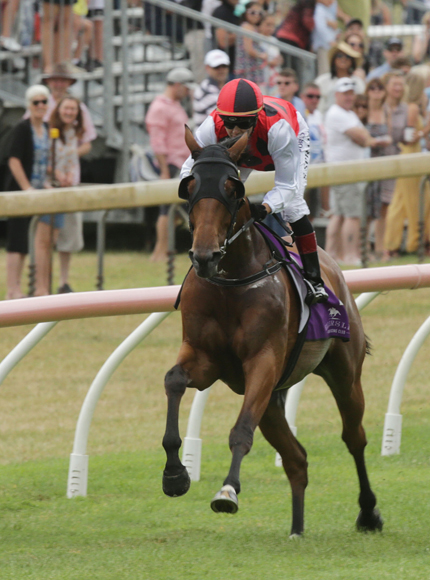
386, 37, 403, 49
204, 49, 230, 68
166, 67, 197, 90
334, 77, 356, 93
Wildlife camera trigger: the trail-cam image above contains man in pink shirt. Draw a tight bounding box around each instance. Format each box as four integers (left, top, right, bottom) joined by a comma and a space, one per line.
145, 67, 196, 261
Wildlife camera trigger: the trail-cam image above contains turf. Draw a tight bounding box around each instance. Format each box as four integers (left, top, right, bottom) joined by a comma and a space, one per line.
0, 249, 429, 579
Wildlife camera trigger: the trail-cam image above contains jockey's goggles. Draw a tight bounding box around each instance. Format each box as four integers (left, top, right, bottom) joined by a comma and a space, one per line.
221, 115, 257, 130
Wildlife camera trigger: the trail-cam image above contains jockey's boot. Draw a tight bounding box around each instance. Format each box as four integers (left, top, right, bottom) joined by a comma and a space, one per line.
294, 231, 329, 306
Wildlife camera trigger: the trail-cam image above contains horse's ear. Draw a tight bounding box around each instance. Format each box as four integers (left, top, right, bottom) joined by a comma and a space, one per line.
185, 125, 202, 158
227, 132, 248, 163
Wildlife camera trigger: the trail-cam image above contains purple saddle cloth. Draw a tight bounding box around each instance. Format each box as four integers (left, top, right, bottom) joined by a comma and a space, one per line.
255, 223, 350, 342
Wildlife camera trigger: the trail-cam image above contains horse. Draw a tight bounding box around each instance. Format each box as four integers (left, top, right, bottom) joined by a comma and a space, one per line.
161, 127, 383, 537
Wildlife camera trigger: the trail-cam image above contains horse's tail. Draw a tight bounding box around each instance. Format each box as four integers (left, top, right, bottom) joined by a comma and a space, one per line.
365, 334, 372, 356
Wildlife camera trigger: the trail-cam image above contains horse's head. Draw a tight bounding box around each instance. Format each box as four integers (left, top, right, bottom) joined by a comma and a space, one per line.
179, 126, 248, 279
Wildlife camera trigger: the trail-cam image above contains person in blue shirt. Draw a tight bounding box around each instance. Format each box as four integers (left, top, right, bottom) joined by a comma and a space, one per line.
367, 37, 404, 81
275, 68, 306, 117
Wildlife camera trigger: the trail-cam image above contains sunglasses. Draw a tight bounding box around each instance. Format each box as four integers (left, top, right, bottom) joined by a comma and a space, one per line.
247, 9, 264, 15
348, 42, 364, 49
222, 116, 256, 130
304, 94, 320, 99
32, 99, 48, 105
388, 46, 402, 52
335, 53, 352, 59
355, 104, 368, 109
277, 80, 293, 86
368, 86, 384, 91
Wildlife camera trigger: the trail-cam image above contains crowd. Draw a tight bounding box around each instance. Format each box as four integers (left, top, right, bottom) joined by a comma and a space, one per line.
144, 0, 430, 266
3, 63, 96, 299
0, 0, 104, 73
2, 0, 430, 298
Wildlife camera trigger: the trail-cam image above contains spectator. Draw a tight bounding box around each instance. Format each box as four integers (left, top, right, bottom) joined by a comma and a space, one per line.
182, 0, 206, 83
35, 97, 86, 296
365, 78, 393, 260
0, 0, 21, 51
353, 93, 368, 124
87, 0, 103, 70
367, 37, 404, 82
41, 0, 74, 72
368, 2, 390, 70
38, 63, 97, 293
275, 0, 315, 70
275, 68, 306, 117
202, 0, 221, 53
193, 49, 230, 130
72, 0, 94, 70
412, 12, 430, 65
315, 41, 364, 116
301, 82, 327, 217
258, 12, 282, 95
391, 55, 412, 77
234, 1, 266, 83
378, 71, 409, 259
370, 0, 391, 26
324, 78, 381, 265
312, 0, 340, 76
4, 85, 51, 299
343, 31, 368, 79
384, 72, 429, 257
345, 17, 366, 35
145, 67, 196, 262
212, 0, 240, 73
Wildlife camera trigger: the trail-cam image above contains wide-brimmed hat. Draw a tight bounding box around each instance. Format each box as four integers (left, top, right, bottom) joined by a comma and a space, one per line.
41, 62, 77, 85
328, 41, 362, 66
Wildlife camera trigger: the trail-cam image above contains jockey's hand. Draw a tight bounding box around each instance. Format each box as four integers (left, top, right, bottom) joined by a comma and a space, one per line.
249, 203, 268, 221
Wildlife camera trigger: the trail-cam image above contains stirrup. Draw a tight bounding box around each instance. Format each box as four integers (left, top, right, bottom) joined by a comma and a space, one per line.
304, 280, 329, 306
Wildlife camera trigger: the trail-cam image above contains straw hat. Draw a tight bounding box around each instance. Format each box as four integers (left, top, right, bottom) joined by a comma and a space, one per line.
328, 41, 362, 67
41, 62, 78, 85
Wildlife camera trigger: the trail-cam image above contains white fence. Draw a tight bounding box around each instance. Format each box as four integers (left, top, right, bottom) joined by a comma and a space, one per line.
0, 265, 429, 497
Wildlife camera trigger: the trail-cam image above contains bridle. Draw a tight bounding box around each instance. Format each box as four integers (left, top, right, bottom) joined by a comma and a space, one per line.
178, 147, 253, 254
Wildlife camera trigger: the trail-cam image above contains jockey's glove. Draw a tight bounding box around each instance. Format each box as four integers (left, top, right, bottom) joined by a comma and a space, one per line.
249, 203, 268, 221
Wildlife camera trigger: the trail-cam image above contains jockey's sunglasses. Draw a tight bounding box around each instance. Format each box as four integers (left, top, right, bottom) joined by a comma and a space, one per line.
222, 116, 256, 130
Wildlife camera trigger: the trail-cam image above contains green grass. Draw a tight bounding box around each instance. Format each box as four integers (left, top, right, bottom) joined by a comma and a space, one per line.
0, 249, 430, 578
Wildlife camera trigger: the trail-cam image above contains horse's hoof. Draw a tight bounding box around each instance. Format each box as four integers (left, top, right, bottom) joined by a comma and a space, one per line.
211, 484, 239, 514
356, 508, 384, 532
162, 466, 191, 497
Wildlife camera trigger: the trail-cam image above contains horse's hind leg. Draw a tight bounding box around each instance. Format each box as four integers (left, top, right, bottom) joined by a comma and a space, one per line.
321, 365, 383, 532
259, 390, 308, 537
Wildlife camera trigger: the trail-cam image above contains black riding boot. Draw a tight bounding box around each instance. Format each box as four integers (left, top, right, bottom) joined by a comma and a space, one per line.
291, 217, 329, 306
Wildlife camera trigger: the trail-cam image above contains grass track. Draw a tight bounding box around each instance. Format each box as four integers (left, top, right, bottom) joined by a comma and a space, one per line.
0, 250, 430, 579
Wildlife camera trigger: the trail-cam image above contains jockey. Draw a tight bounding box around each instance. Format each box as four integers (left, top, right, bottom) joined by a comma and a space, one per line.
180, 78, 328, 305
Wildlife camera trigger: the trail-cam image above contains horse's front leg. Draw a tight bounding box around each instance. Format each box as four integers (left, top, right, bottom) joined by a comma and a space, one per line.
162, 345, 219, 498
162, 363, 191, 497
211, 352, 277, 514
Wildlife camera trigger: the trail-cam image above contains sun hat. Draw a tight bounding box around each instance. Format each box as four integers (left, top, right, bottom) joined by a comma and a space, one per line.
328, 41, 362, 66
334, 77, 356, 93
204, 49, 230, 68
166, 67, 197, 90
41, 62, 77, 85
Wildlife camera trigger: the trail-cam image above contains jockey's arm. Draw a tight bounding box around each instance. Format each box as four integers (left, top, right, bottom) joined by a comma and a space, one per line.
262, 115, 305, 214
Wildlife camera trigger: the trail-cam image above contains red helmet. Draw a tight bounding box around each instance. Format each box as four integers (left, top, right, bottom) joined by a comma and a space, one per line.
216, 78, 264, 117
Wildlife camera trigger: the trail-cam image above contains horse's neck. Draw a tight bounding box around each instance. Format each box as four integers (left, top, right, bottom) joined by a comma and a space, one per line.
220, 219, 269, 277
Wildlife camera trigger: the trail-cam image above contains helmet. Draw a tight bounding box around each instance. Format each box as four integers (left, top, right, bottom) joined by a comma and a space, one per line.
216, 78, 263, 118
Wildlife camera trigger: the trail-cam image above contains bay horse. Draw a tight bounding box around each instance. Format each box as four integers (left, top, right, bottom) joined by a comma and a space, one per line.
161, 127, 383, 537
